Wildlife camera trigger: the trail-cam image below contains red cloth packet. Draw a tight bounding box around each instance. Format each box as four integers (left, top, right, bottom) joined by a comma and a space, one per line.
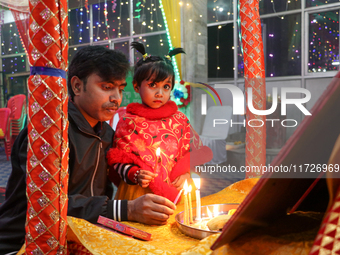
97, 216, 152, 241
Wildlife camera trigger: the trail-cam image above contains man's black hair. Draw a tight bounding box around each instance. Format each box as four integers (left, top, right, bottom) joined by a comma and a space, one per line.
67, 46, 130, 100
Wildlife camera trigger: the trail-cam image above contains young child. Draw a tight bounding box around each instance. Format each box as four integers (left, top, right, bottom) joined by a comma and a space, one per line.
107, 42, 212, 202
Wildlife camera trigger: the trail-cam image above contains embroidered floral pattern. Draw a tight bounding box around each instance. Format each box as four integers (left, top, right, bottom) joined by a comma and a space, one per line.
134, 116, 145, 123
113, 103, 203, 185
134, 138, 146, 152
115, 121, 129, 137
164, 139, 178, 152
149, 124, 160, 135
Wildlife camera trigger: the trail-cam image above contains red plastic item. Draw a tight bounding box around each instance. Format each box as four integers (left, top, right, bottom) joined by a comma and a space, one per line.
7, 94, 26, 144
0, 108, 12, 160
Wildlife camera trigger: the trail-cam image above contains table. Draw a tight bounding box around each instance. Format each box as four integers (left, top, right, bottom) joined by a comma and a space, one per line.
66, 178, 259, 254
19, 177, 321, 254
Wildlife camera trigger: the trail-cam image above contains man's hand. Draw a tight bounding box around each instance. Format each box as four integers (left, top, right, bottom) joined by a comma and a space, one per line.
127, 194, 176, 225
171, 173, 190, 190
138, 170, 157, 188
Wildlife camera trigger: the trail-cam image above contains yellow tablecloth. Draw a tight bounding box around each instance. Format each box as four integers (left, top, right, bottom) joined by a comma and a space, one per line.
19, 177, 321, 254
66, 178, 258, 254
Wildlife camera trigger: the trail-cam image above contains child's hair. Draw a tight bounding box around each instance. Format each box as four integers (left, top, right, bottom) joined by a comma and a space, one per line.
67, 46, 130, 100
131, 42, 185, 90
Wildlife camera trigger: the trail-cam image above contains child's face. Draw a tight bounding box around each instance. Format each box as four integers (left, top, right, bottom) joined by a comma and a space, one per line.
134, 75, 172, 108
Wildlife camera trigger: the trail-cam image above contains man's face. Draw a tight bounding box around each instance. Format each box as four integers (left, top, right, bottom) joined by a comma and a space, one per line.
72, 73, 127, 127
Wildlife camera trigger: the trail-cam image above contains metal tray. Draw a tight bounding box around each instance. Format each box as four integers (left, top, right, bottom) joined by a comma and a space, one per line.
175, 203, 239, 240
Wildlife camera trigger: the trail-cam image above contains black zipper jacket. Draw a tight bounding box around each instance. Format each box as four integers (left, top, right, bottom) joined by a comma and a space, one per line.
0, 101, 127, 254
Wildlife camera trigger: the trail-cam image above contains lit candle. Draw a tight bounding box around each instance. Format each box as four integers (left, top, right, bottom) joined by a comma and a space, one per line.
183, 180, 189, 225
155, 147, 161, 174
188, 185, 193, 223
192, 173, 201, 221
174, 188, 183, 205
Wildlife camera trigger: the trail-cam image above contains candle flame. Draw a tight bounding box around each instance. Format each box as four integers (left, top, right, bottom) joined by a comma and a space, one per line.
156, 147, 161, 157
191, 173, 200, 189
207, 207, 213, 219
188, 184, 192, 193
183, 179, 188, 194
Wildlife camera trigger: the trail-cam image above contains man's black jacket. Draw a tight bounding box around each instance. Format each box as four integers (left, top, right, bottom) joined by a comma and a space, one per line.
0, 101, 115, 254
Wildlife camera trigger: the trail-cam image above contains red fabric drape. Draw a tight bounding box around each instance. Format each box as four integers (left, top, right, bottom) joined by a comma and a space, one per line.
10, 9, 29, 53
26, 0, 69, 253
240, 0, 266, 178
309, 184, 340, 254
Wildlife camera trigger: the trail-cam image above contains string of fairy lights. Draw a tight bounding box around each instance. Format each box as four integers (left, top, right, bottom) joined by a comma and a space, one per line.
1, 1, 340, 82
0, 20, 26, 75
308, 11, 340, 72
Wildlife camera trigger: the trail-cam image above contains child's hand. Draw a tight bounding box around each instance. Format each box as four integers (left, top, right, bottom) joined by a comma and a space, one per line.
171, 173, 190, 190
138, 170, 158, 188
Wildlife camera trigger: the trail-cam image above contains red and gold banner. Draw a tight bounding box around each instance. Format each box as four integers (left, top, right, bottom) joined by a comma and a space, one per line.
26, 0, 69, 253
240, 0, 266, 178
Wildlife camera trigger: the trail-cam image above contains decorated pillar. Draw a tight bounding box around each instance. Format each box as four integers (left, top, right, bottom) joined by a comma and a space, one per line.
239, 0, 266, 178
25, 0, 69, 253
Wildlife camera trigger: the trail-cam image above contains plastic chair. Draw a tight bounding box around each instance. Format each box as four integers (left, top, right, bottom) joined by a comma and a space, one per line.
0, 108, 12, 160
199, 106, 232, 164
7, 94, 26, 144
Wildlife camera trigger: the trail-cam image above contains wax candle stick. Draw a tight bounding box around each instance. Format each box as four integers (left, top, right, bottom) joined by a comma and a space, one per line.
155, 147, 161, 174
183, 180, 189, 225
174, 189, 183, 205
192, 174, 201, 221
184, 189, 188, 225
188, 185, 193, 223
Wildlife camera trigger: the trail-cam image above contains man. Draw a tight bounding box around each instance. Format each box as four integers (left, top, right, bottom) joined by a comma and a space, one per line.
0, 46, 176, 254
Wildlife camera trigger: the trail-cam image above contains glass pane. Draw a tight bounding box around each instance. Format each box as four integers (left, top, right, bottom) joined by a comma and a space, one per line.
208, 24, 234, 78
6, 76, 28, 96
208, 0, 234, 23
238, 14, 301, 77
133, 34, 169, 64
1, 22, 25, 55
263, 14, 301, 76
237, 43, 244, 78
259, 0, 301, 15
133, 0, 165, 34
306, 0, 340, 8
68, 6, 90, 45
114, 41, 130, 60
308, 11, 339, 73
92, 1, 130, 41
2, 55, 27, 73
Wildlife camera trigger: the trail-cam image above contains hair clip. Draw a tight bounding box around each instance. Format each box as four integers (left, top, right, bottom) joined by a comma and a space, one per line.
143, 53, 149, 61
164, 55, 171, 61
